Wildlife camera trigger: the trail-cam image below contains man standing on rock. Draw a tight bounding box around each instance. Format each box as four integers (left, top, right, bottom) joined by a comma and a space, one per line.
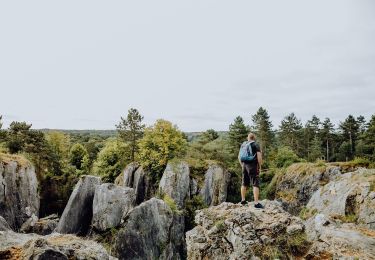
239, 133, 263, 208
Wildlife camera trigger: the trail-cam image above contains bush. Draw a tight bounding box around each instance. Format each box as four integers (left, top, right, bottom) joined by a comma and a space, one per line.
272, 146, 302, 168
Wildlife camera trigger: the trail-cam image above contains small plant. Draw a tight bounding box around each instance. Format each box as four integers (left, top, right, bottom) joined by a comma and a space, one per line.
299, 207, 318, 220
162, 194, 183, 215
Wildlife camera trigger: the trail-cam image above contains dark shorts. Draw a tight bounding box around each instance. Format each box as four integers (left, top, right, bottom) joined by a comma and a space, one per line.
242, 163, 260, 188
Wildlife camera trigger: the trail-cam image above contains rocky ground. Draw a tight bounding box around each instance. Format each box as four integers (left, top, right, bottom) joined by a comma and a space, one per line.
1, 156, 374, 259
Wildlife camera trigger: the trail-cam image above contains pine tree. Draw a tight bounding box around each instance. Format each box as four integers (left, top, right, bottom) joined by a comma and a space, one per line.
304, 115, 321, 159
308, 136, 323, 162
228, 116, 249, 153
279, 113, 303, 156
116, 108, 145, 162
320, 118, 334, 161
339, 115, 359, 159
251, 107, 274, 160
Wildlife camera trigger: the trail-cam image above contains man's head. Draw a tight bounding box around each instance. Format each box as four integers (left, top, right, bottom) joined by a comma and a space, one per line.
248, 133, 256, 141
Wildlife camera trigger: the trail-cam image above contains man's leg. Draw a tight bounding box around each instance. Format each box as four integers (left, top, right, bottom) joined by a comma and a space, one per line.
241, 185, 247, 201
253, 186, 259, 204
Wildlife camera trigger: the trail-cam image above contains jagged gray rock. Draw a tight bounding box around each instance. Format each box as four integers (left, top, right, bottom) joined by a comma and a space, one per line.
186, 200, 310, 260
0, 216, 11, 231
0, 157, 40, 230
0, 231, 116, 260
122, 162, 140, 187
132, 166, 151, 204
55, 175, 101, 235
114, 198, 184, 260
159, 161, 190, 208
307, 168, 375, 229
189, 178, 199, 197
92, 183, 135, 231
200, 164, 230, 206
20, 214, 59, 235
305, 213, 375, 259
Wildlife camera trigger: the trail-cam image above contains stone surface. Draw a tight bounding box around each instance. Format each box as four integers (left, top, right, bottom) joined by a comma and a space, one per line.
114, 198, 184, 260
122, 162, 140, 187
132, 166, 151, 204
189, 178, 199, 197
55, 175, 101, 235
20, 214, 59, 235
305, 213, 375, 259
159, 161, 190, 208
200, 164, 230, 206
186, 200, 310, 260
92, 183, 135, 231
307, 168, 375, 229
0, 216, 11, 231
0, 157, 40, 230
0, 231, 115, 260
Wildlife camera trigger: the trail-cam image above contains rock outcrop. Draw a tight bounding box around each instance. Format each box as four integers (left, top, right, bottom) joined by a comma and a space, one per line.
92, 183, 135, 231
0, 155, 40, 230
0, 231, 115, 260
307, 168, 375, 230
305, 213, 375, 259
114, 198, 185, 260
20, 214, 59, 235
186, 200, 310, 260
0, 216, 11, 231
55, 175, 101, 235
159, 161, 190, 208
200, 164, 230, 206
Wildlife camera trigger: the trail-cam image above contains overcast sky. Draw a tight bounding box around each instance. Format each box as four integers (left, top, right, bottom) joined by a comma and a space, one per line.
0, 1, 374, 132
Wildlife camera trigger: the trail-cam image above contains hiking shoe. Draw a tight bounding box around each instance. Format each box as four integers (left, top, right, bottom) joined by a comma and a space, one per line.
254, 203, 264, 209
240, 200, 248, 205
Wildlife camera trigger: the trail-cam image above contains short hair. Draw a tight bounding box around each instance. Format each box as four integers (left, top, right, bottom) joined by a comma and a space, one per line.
248, 133, 256, 140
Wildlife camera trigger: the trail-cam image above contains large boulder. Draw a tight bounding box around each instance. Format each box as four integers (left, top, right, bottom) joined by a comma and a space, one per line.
55, 175, 101, 235
0, 231, 115, 260
92, 183, 135, 231
200, 164, 230, 206
305, 213, 375, 259
186, 200, 310, 259
0, 155, 40, 230
159, 161, 190, 208
114, 198, 185, 260
122, 162, 140, 187
306, 168, 375, 229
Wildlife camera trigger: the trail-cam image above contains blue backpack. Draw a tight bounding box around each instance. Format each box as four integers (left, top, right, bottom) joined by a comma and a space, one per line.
239, 141, 256, 162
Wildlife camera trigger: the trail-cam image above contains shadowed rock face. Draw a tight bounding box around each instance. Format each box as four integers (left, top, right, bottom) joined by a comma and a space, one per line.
55, 175, 101, 235
200, 165, 230, 206
92, 183, 135, 231
114, 198, 185, 260
0, 159, 39, 230
186, 200, 310, 260
159, 161, 190, 208
0, 216, 11, 231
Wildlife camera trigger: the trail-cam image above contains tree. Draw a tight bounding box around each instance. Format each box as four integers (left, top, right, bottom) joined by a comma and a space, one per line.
228, 116, 249, 154
308, 136, 323, 162
304, 115, 321, 159
138, 119, 187, 176
116, 108, 145, 162
361, 115, 375, 160
94, 139, 130, 182
69, 143, 90, 174
0, 115, 5, 142
6, 121, 32, 153
251, 107, 274, 161
201, 129, 219, 143
320, 118, 334, 161
339, 115, 359, 159
279, 113, 303, 156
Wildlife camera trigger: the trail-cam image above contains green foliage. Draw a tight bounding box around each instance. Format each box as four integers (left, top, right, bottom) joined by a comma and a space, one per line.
93, 139, 130, 182
116, 108, 145, 161
308, 136, 323, 162
69, 143, 90, 175
251, 107, 274, 161
272, 146, 302, 168
279, 113, 304, 157
138, 119, 187, 177
6, 121, 32, 153
162, 194, 182, 215
299, 207, 318, 220
228, 116, 249, 154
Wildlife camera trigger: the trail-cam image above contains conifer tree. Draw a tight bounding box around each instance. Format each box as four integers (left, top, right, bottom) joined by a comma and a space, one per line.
251, 107, 274, 160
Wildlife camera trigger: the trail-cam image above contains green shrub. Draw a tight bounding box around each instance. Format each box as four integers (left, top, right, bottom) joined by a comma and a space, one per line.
272, 147, 302, 168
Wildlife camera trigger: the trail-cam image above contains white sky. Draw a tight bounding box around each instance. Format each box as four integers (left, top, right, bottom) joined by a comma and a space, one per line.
0, 0, 374, 131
